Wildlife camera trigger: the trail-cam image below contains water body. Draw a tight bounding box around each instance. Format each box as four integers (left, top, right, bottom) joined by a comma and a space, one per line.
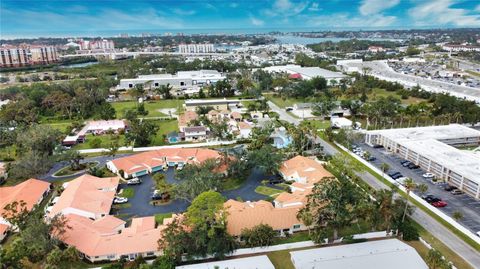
274, 35, 401, 45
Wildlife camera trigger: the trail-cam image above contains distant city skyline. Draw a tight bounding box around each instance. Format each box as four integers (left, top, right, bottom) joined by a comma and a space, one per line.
1, 0, 480, 38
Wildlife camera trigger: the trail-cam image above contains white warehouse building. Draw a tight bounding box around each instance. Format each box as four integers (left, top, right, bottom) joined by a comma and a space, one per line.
117, 70, 226, 96
365, 124, 480, 199
262, 64, 347, 85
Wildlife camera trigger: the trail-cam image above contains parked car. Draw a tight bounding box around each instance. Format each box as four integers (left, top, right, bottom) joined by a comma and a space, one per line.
432, 201, 447, 207
127, 177, 142, 185
269, 178, 283, 184
151, 190, 170, 200
444, 185, 457, 191
400, 160, 409, 165
476, 231, 480, 237
422, 194, 440, 203
285, 107, 293, 112
373, 144, 383, 148
387, 171, 400, 177
407, 163, 420, 169
422, 173, 435, 179
113, 197, 128, 204
401, 161, 412, 167
451, 189, 464, 195
366, 156, 376, 161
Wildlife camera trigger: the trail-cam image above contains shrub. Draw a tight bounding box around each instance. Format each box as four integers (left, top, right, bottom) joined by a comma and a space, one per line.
89, 137, 102, 148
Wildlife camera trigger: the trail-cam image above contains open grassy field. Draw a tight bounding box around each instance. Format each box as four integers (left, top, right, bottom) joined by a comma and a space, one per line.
112, 99, 184, 118
73, 134, 128, 150
300, 119, 331, 130
367, 88, 427, 105
149, 119, 179, 146
263, 93, 307, 108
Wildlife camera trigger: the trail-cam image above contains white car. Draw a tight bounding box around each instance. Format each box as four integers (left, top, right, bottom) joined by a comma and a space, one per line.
476, 231, 480, 237
113, 197, 128, 204
422, 173, 435, 178
127, 177, 142, 185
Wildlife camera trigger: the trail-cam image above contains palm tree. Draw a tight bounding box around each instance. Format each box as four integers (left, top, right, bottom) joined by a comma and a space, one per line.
380, 163, 390, 178
452, 211, 463, 222
402, 178, 416, 223
157, 83, 173, 99
426, 249, 450, 269
417, 183, 428, 195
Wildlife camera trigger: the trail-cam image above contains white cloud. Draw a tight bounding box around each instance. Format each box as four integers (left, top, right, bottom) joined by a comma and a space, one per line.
172, 8, 196, 16
359, 0, 400, 16
1, 7, 184, 32
307, 13, 397, 28
475, 4, 480, 12
409, 0, 480, 27
250, 16, 265, 26
229, 3, 239, 8
264, 0, 309, 17
308, 2, 321, 12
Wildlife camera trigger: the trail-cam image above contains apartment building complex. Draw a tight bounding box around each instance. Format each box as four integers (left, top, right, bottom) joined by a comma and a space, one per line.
365, 124, 480, 199
178, 43, 214, 54
76, 39, 115, 50
0, 45, 58, 67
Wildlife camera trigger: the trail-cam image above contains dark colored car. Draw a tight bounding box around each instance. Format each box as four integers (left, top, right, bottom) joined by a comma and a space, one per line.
391, 173, 404, 179
444, 185, 457, 191
373, 144, 384, 148
401, 161, 412, 167
367, 156, 376, 161
400, 160, 410, 165
269, 178, 283, 185
407, 163, 420, 169
387, 171, 401, 177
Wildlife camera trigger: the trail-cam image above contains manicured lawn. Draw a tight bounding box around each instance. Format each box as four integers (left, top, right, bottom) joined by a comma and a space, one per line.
267, 250, 295, 269
112, 99, 184, 118
73, 134, 128, 150
155, 212, 173, 225
263, 93, 307, 108
222, 177, 247, 191
45, 122, 72, 133
149, 119, 179, 146
112, 203, 131, 209
300, 119, 331, 130
119, 187, 135, 198
367, 88, 426, 105
255, 186, 284, 197
273, 231, 311, 245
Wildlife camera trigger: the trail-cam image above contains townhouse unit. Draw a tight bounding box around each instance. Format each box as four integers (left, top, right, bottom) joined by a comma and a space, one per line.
49, 174, 176, 262
62, 119, 127, 146
117, 70, 226, 96
47, 174, 120, 220
224, 200, 307, 237
106, 148, 225, 178
365, 124, 480, 199
278, 155, 333, 192
184, 98, 240, 112
0, 179, 51, 241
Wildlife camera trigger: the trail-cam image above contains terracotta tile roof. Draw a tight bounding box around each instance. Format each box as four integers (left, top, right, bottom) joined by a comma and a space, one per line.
274, 189, 312, 205
178, 111, 198, 128
0, 178, 50, 216
279, 156, 332, 188
61, 215, 163, 258
230, 111, 242, 119
224, 200, 302, 236
238, 122, 252, 130
0, 223, 9, 235
110, 148, 225, 174
48, 174, 119, 218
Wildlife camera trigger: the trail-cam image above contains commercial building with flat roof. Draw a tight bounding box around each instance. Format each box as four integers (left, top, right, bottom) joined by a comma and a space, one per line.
365, 124, 480, 199
176, 255, 275, 269
262, 64, 347, 85
117, 70, 226, 96
290, 239, 428, 269
184, 98, 240, 112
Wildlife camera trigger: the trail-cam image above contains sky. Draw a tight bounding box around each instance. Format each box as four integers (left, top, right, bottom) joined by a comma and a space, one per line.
1, 0, 480, 38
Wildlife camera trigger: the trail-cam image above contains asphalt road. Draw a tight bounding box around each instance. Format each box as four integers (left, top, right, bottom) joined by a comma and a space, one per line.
267, 101, 300, 125
269, 101, 480, 267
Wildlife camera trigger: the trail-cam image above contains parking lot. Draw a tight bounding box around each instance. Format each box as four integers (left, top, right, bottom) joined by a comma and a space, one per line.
355, 142, 480, 235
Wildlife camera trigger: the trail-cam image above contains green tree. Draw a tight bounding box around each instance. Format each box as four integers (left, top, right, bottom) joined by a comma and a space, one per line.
240, 224, 277, 247
247, 144, 283, 175
402, 178, 416, 223
174, 159, 224, 202
125, 119, 159, 147
426, 249, 452, 269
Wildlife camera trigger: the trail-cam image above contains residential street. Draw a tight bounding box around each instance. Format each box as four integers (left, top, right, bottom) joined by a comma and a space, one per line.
269, 101, 480, 267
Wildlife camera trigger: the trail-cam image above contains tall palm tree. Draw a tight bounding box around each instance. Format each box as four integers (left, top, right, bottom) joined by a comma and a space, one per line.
380, 163, 390, 178
402, 178, 416, 223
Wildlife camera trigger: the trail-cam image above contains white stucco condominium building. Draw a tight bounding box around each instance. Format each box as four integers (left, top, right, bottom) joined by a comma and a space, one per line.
365, 124, 480, 199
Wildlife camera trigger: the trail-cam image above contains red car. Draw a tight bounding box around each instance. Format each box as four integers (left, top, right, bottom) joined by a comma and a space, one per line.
432, 201, 447, 207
